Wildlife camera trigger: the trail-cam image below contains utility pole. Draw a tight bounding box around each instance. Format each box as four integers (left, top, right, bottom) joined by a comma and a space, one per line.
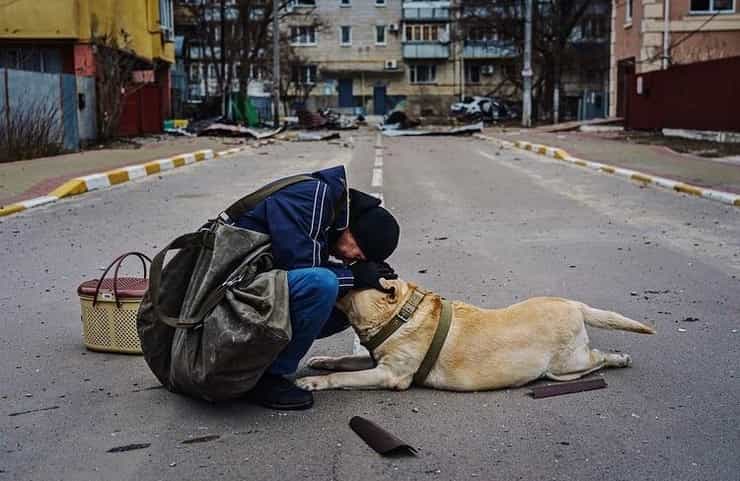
220, 0, 227, 117
272, 0, 281, 128
522, 0, 533, 128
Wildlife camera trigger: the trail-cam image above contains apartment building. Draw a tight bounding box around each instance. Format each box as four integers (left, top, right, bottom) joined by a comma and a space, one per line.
173, 0, 610, 120
287, 0, 517, 116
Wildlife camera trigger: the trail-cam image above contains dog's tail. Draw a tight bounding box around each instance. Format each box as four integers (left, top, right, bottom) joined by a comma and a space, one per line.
578, 303, 656, 334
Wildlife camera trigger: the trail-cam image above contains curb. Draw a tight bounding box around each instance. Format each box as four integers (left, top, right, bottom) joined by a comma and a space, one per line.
475, 134, 740, 208
0, 146, 249, 218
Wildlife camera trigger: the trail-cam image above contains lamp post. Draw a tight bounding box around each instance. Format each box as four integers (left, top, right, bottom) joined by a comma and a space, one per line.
272, 0, 281, 127
522, 0, 533, 127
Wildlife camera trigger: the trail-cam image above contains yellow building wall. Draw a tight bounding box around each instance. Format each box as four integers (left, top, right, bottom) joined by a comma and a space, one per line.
0, 0, 173, 63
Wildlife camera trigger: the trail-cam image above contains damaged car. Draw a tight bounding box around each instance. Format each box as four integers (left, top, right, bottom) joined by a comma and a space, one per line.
450, 96, 517, 122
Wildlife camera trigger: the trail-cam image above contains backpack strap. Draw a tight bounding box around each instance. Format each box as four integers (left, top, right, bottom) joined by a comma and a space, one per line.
218, 174, 316, 223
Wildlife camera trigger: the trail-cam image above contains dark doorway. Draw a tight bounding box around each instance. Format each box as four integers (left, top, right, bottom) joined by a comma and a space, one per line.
338, 79, 353, 108
373, 85, 387, 115
617, 58, 635, 119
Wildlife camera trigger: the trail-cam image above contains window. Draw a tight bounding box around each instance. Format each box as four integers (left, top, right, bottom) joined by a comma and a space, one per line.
189, 63, 202, 81
376, 0, 386, 6
159, 0, 174, 41
581, 16, 607, 39
290, 26, 317, 45
405, 24, 441, 42
625, 0, 633, 23
465, 64, 481, 84
690, 0, 734, 12
293, 65, 318, 84
340, 0, 351, 5
409, 64, 436, 83
340, 26, 352, 45
376, 25, 387, 45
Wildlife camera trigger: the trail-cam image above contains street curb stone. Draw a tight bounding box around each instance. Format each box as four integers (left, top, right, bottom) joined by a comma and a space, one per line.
475, 134, 740, 208
0, 147, 249, 218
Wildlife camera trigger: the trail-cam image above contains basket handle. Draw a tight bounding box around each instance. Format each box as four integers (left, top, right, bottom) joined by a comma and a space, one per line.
93, 252, 152, 309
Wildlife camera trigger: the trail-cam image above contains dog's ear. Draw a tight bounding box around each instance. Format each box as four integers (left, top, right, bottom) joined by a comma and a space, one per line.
379, 278, 402, 302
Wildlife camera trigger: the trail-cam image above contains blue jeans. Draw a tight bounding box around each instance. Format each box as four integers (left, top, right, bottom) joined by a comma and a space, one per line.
268, 268, 350, 376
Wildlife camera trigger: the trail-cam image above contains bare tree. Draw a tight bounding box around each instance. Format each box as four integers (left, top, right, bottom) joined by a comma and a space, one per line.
182, 0, 321, 113
458, 0, 608, 122
0, 94, 63, 162
91, 23, 139, 140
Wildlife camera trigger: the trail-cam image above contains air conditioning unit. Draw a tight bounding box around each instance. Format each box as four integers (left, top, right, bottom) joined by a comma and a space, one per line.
161, 26, 174, 43
384, 59, 399, 70
388, 23, 399, 32
482, 65, 495, 75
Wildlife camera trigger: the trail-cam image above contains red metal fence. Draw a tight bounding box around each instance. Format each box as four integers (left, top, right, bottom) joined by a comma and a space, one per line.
627, 55, 740, 133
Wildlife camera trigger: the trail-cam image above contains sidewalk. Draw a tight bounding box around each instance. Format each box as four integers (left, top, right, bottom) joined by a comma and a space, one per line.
485, 127, 740, 194
0, 136, 238, 206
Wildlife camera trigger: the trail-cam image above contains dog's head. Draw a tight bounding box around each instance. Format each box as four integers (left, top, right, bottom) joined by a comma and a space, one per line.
337, 278, 414, 339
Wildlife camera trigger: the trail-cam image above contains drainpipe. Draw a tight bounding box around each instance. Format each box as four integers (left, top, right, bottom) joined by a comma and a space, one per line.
662, 0, 670, 69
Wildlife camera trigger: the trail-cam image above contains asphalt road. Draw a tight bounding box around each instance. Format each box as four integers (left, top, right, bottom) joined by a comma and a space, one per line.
1, 129, 738, 481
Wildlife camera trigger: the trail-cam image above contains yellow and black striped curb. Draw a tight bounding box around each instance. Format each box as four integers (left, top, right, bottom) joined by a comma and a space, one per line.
0, 146, 249, 218
475, 134, 740, 208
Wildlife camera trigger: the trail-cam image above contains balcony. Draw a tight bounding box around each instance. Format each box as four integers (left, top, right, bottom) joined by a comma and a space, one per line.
403, 42, 450, 59
402, 1, 450, 21
463, 41, 516, 59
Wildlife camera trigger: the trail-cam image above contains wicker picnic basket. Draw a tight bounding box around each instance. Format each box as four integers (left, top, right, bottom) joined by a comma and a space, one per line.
77, 252, 151, 354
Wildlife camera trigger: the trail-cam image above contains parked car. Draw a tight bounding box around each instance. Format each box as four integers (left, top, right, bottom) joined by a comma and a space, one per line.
450, 96, 518, 122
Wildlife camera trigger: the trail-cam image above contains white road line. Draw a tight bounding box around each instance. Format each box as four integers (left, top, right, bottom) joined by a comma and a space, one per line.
371, 167, 383, 187
374, 155, 383, 168
477, 150, 499, 161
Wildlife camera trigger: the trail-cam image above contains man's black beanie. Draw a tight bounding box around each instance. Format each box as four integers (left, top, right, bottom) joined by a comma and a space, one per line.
348, 188, 400, 262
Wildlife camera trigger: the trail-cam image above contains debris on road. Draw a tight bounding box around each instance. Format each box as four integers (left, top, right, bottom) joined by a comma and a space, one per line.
198, 123, 285, 140
107, 443, 151, 453
382, 110, 421, 130
296, 109, 359, 130
678, 328, 687, 333
530, 377, 607, 399
349, 416, 418, 456
680, 317, 700, 322
8, 405, 59, 417
181, 434, 221, 445
381, 122, 484, 137
297, 132, 341, 142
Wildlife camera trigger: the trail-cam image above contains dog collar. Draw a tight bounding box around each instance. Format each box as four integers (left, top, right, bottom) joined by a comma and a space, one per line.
361, 287, 454, 386
362, 288, 427, 352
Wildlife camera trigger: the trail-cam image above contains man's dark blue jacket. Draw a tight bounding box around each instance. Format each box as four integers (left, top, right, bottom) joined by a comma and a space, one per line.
234, 165, 356, 296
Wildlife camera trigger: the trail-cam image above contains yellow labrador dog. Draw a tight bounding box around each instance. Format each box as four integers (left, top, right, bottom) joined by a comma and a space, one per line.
296, 279, 655, 392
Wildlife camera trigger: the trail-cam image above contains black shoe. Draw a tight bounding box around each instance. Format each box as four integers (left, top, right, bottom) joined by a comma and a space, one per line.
248, 373, 314, 410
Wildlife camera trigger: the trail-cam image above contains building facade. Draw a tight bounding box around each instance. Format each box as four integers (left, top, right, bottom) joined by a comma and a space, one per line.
172, 0, 611, 120
287, 0, 518, 116
0, 0, 175, 139
610, 0, 740, 118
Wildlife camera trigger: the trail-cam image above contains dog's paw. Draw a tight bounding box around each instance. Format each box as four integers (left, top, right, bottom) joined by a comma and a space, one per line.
295, 376, 330, 391
622, 354, 632, 367
307, 356, 337, 370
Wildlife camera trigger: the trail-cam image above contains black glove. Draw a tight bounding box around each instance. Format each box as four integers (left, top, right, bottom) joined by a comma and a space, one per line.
350, 261, 398, 293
